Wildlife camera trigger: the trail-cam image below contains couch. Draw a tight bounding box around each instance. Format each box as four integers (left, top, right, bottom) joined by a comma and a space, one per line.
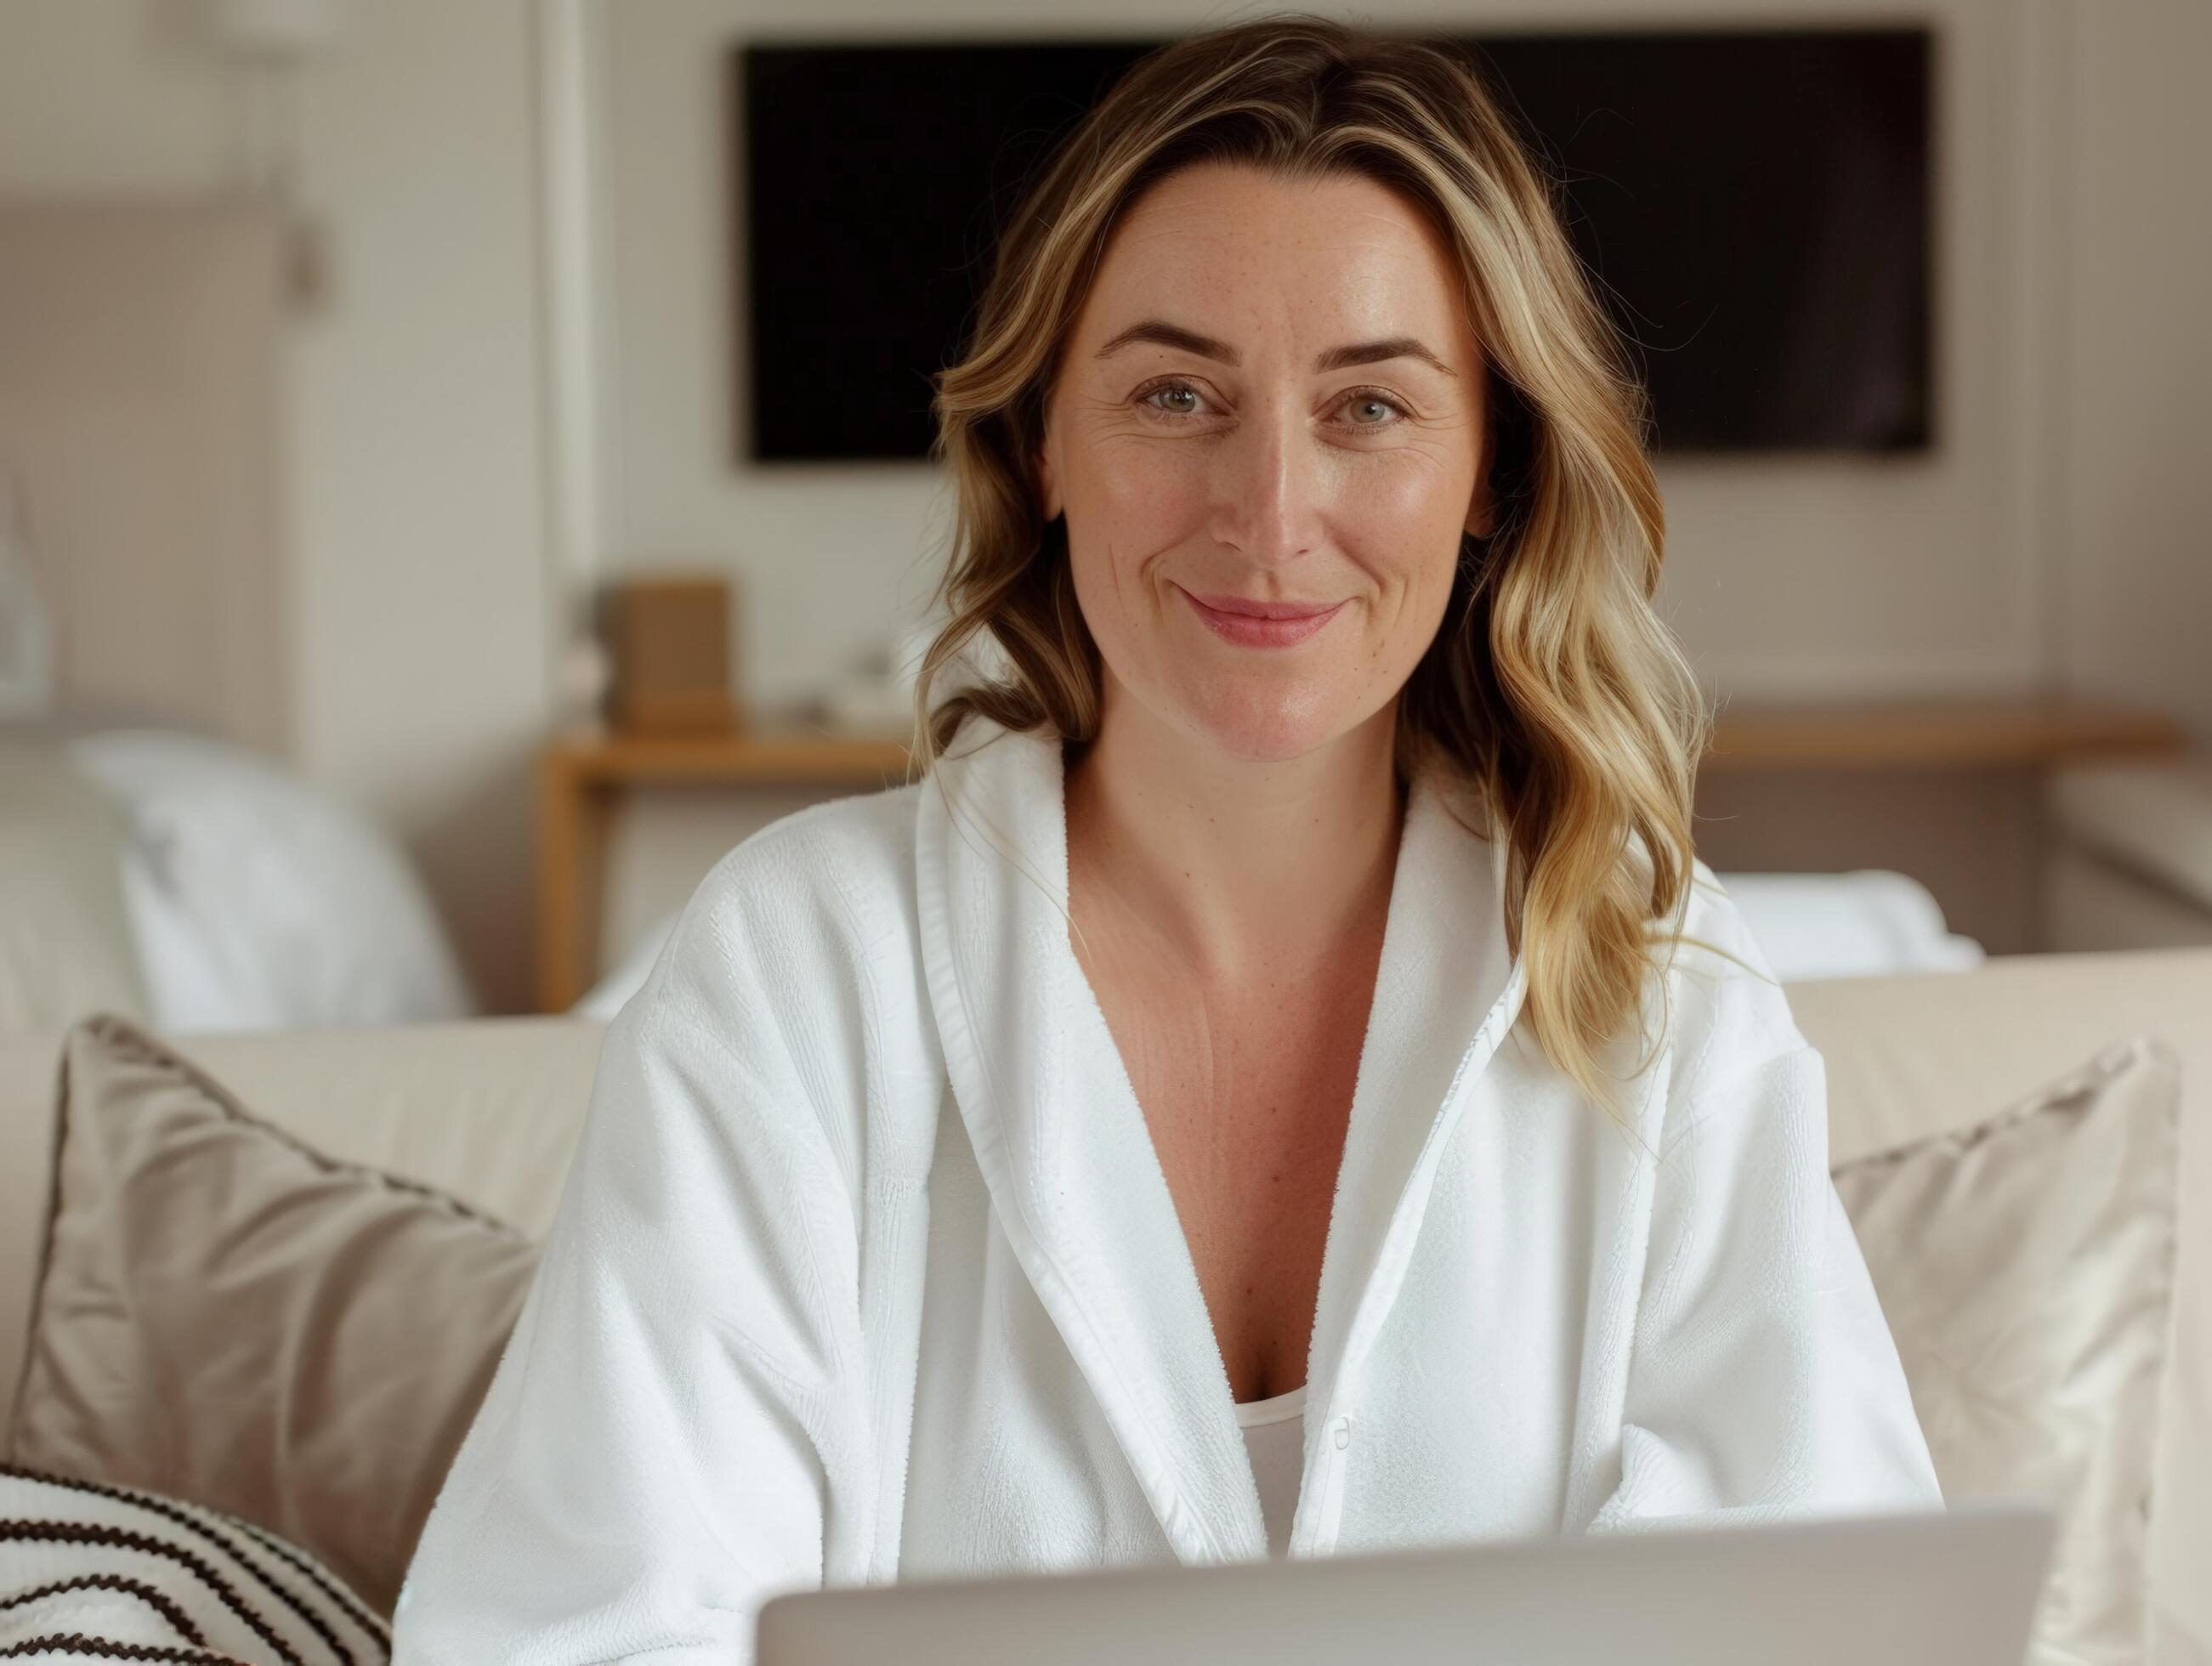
3, 946, 2208, 1660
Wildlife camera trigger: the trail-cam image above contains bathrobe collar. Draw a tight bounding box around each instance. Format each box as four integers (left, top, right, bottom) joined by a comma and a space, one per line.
914, 713, 1529, 1566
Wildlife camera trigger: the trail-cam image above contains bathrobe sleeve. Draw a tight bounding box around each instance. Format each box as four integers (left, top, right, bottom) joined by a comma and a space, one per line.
390, 864, 871, 1663
1585, 966, 1945, 1533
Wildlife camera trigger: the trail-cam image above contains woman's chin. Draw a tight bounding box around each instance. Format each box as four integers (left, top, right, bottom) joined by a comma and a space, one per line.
1168, 677, 1367, 764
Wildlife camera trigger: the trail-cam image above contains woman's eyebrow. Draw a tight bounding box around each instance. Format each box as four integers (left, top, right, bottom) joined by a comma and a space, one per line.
1093, 318, 1458, 378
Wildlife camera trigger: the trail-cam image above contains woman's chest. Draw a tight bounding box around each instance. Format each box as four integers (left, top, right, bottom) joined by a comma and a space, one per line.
1085, 955, 1375, 1401
895, 1072, 1642, 1575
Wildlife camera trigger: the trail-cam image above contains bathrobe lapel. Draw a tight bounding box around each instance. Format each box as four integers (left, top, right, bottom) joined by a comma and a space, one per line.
914, 715, 1528, 1567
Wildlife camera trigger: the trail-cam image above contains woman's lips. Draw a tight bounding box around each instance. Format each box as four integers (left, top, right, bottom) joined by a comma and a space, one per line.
1178, 586, 1348, 648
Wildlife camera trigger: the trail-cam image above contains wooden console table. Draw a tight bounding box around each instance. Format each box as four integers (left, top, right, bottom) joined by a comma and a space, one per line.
537, 726, 914, 1012
536, 698, 2187, 1012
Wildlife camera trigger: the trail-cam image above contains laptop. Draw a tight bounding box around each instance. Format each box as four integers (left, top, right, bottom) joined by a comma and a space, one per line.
755, 1499, 2054, 1666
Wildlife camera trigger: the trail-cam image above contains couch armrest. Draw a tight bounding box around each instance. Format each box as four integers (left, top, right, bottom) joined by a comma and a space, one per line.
2047, 756, 2212, 915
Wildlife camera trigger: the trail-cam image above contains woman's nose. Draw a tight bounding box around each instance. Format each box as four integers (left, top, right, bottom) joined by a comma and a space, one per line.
1209, 400, 1328, 567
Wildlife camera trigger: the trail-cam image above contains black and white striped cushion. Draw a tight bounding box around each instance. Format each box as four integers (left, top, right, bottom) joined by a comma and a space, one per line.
0, 1467, 388, 1665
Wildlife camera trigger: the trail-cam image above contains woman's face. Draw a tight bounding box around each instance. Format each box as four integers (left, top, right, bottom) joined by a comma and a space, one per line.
1040, 161, 1494, 763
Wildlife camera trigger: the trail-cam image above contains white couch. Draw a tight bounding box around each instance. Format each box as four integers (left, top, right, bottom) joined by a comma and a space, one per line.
3, 946, 2208, 1659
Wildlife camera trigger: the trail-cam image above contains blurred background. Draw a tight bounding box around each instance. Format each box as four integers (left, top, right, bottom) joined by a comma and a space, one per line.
1, 0, 2207, 1035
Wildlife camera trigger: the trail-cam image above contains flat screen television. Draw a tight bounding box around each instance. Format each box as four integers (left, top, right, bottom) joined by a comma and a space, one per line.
735, 29, 1931, 463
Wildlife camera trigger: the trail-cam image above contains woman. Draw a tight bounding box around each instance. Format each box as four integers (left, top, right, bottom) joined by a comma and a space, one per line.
393, 15, 1940, 1661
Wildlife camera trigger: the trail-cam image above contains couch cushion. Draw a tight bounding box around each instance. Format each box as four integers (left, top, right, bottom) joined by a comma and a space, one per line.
3, 1013, 539, 1618
170, 1018, 604, 1242
1835, 1034, 2181, 1666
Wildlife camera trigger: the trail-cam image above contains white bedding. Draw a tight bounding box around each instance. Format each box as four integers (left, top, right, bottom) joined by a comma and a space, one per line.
61, 729, 475, 1032
1710, 869, 1985, 981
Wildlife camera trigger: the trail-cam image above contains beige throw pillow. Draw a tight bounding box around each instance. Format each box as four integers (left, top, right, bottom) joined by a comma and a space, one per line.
1834, 1034, 2182, 1666
3, 1013, 539, 1618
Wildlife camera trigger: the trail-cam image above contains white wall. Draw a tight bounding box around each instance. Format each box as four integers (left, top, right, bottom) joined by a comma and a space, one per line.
2051, 0, 2212, 732
0, 0, 554, 1012
286, 0, 553, 1015
0, 5, 226, 186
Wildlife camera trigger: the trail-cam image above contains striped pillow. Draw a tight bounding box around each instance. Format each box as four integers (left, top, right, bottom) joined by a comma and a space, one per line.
0, 1466, 387, 1664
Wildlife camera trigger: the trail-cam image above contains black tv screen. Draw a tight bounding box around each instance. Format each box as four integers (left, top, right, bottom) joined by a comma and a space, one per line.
736, 29, 1931, 462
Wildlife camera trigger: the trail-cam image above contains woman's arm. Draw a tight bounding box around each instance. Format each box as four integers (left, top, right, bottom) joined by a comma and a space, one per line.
389, 875, 873, 1664
1580, 978, 1944, 1533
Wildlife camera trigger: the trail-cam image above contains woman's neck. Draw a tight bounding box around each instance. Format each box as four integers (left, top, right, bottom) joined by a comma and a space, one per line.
1063, 685, 1407, 988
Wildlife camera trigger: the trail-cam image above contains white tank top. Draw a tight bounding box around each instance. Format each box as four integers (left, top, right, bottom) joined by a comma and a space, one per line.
1234, 1382, 1307, 1557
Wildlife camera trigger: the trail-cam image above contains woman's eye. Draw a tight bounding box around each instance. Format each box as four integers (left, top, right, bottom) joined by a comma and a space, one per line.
1139, 381, 1208, 421
1341, 389, 1409, 428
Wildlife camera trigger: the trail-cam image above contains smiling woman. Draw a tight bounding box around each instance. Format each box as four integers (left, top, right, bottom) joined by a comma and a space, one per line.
907, 2, 1931, 1535
390, 14, 1941, 1662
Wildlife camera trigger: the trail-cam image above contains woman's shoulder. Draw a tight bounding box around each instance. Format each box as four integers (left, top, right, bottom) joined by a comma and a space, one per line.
638, 777, 933, 1071
645, 779, 942, 1052
613, 779, 941, 1194
685, 778, 926, 937
1667, 854, 1790, 997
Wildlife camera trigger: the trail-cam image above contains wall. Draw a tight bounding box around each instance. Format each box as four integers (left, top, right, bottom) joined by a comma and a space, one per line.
2052, 0, 2212, 732
0, 0, 554, 1012
286, 0, 553, 1015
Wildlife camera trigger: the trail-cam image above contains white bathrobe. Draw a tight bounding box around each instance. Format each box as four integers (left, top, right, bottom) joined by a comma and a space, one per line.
391, 713, 1942, 1663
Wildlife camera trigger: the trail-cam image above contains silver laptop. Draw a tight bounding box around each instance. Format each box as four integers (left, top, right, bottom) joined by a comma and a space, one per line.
756, 1499, 2054, 1666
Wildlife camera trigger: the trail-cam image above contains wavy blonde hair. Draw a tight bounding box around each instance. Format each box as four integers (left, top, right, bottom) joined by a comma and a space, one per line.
910, 11, 1755, 1127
